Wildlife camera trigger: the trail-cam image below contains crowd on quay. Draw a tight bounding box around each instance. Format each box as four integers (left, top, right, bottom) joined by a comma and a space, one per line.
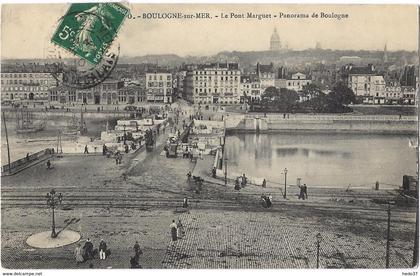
72, 218, 186, 269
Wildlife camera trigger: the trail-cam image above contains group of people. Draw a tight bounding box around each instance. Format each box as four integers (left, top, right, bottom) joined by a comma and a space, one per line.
261, 194, 273, 208
170, 219, 184, 242
74, 238, 110, 264
234, 174, 248, 190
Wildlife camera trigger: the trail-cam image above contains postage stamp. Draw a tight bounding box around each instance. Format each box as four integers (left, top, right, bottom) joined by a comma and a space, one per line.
51, 3, 129, 65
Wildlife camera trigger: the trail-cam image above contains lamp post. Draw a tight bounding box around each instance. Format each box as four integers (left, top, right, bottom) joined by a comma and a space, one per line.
316, 233, 322, 268
283, 168, 288, 198
46, 189, 63, 238
386, 203, 391, 268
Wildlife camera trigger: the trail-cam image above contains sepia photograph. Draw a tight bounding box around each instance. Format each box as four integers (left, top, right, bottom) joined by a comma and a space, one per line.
0, 2, 418, 273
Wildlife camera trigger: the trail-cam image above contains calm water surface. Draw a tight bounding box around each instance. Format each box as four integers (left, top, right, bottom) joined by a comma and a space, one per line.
225, 133, 417, 189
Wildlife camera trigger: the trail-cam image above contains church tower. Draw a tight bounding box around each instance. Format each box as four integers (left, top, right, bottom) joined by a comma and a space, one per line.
270, 28, 281, 51
383, 43, 388, 63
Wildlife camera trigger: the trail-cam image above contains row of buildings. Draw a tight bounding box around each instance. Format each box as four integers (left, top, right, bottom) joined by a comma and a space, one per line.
1, 61, 418, 106
341, 64, 418, 104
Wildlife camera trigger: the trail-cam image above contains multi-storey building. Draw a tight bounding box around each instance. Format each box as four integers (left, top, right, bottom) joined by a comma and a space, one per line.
402, 86, 417, 105
1, 65, 61, 102
176, 71, 187, 100
370, 81, 403, 105
256, 63, 275, 90
184, 63, 241, 105
145, 71, 173, 103
118, 84, 146, 104
49, 86, 77, 104
286, 73, 312, 92
240, 75, 262, 102
76, 79, 124, 105
342, 64, 385, 103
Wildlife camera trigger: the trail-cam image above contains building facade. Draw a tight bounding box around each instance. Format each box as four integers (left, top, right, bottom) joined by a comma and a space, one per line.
1, 67, 61, 102
402, 86, 417, 104
145, 71, 173, 103
241, 75, 262, 102
49, 86, 77, 104
184, 63, 241, 105
286, 73, 312, 92
76, 79, 124, 105
256, 63, 276, 90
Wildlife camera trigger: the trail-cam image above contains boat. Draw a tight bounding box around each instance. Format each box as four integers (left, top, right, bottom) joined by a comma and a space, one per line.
63, 113, 81, 135
15, 108, 46, 134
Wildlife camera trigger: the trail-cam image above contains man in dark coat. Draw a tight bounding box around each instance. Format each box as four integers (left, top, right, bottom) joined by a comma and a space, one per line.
303, 184, 308, 199
83, 238, 94, 260
133, 241, 142, 258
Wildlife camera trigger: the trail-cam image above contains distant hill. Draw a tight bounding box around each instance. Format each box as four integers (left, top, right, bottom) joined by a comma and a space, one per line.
118, 49, 418, 68
3, 49, 418, 69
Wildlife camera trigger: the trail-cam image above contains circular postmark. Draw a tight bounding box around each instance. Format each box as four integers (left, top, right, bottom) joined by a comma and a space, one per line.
47, 6, 124, 89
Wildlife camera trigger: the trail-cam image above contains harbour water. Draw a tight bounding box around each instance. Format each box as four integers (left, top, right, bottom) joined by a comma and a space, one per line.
0, 116, 113, 165
225, 133, 417, 189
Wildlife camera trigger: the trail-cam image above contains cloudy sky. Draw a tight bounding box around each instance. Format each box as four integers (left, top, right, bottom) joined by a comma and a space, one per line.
1, 4, 418, 59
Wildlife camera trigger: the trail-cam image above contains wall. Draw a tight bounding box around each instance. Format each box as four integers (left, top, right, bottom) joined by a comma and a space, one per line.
228, 115, 418, 134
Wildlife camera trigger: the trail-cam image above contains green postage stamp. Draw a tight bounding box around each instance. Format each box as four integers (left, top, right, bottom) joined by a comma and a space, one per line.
51, 3, 129, 65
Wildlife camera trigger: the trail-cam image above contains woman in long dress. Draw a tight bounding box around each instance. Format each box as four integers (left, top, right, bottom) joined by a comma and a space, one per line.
74, 243, 84, 263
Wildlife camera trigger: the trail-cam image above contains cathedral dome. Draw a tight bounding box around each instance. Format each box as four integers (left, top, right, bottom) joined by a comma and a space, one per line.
270, 28, 281, 51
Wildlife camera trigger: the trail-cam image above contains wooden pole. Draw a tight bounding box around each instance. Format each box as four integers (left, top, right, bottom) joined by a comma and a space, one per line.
386, 203, 391, 268
2, 112, 11, 173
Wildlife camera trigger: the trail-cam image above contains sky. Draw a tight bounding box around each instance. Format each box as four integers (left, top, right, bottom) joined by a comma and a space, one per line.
1, 4, 418, 59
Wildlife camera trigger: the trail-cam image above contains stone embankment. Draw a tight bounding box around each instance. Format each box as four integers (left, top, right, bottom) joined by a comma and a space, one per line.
227, 114, 417, 134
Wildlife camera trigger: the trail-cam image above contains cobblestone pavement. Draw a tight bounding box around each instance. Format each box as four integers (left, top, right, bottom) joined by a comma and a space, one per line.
162, 210, 414, 269
1, 123, 416, 269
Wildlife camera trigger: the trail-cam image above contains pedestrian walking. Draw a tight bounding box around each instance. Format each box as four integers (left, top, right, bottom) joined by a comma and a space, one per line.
170, 220, 177, 241
46, 160, 51, 170
83, 238, 94, 260
241, 174, 247, 187
176, 219, 184, 239
74, 243, 84, 263
298, 185, 304, 199
234, 177, 241, 190
303, 184, 308, 199
183, 197, 189, 208
212, 167, 217, 178
262, 178, 266, 188
84, 145, 89, 154
133, 241, 143, 257
99, 239, 107, 260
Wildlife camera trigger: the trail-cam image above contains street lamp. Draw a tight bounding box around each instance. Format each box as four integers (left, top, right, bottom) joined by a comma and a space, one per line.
46, 189, 63, 238
283, 168, 288, 198
316, 233, 322, 268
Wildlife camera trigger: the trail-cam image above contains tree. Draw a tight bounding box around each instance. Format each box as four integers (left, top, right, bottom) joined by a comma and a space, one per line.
263, 86, 278, 99
302, 83, 323, 99
278, 88, 299, 112
328, 82, 356, 106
